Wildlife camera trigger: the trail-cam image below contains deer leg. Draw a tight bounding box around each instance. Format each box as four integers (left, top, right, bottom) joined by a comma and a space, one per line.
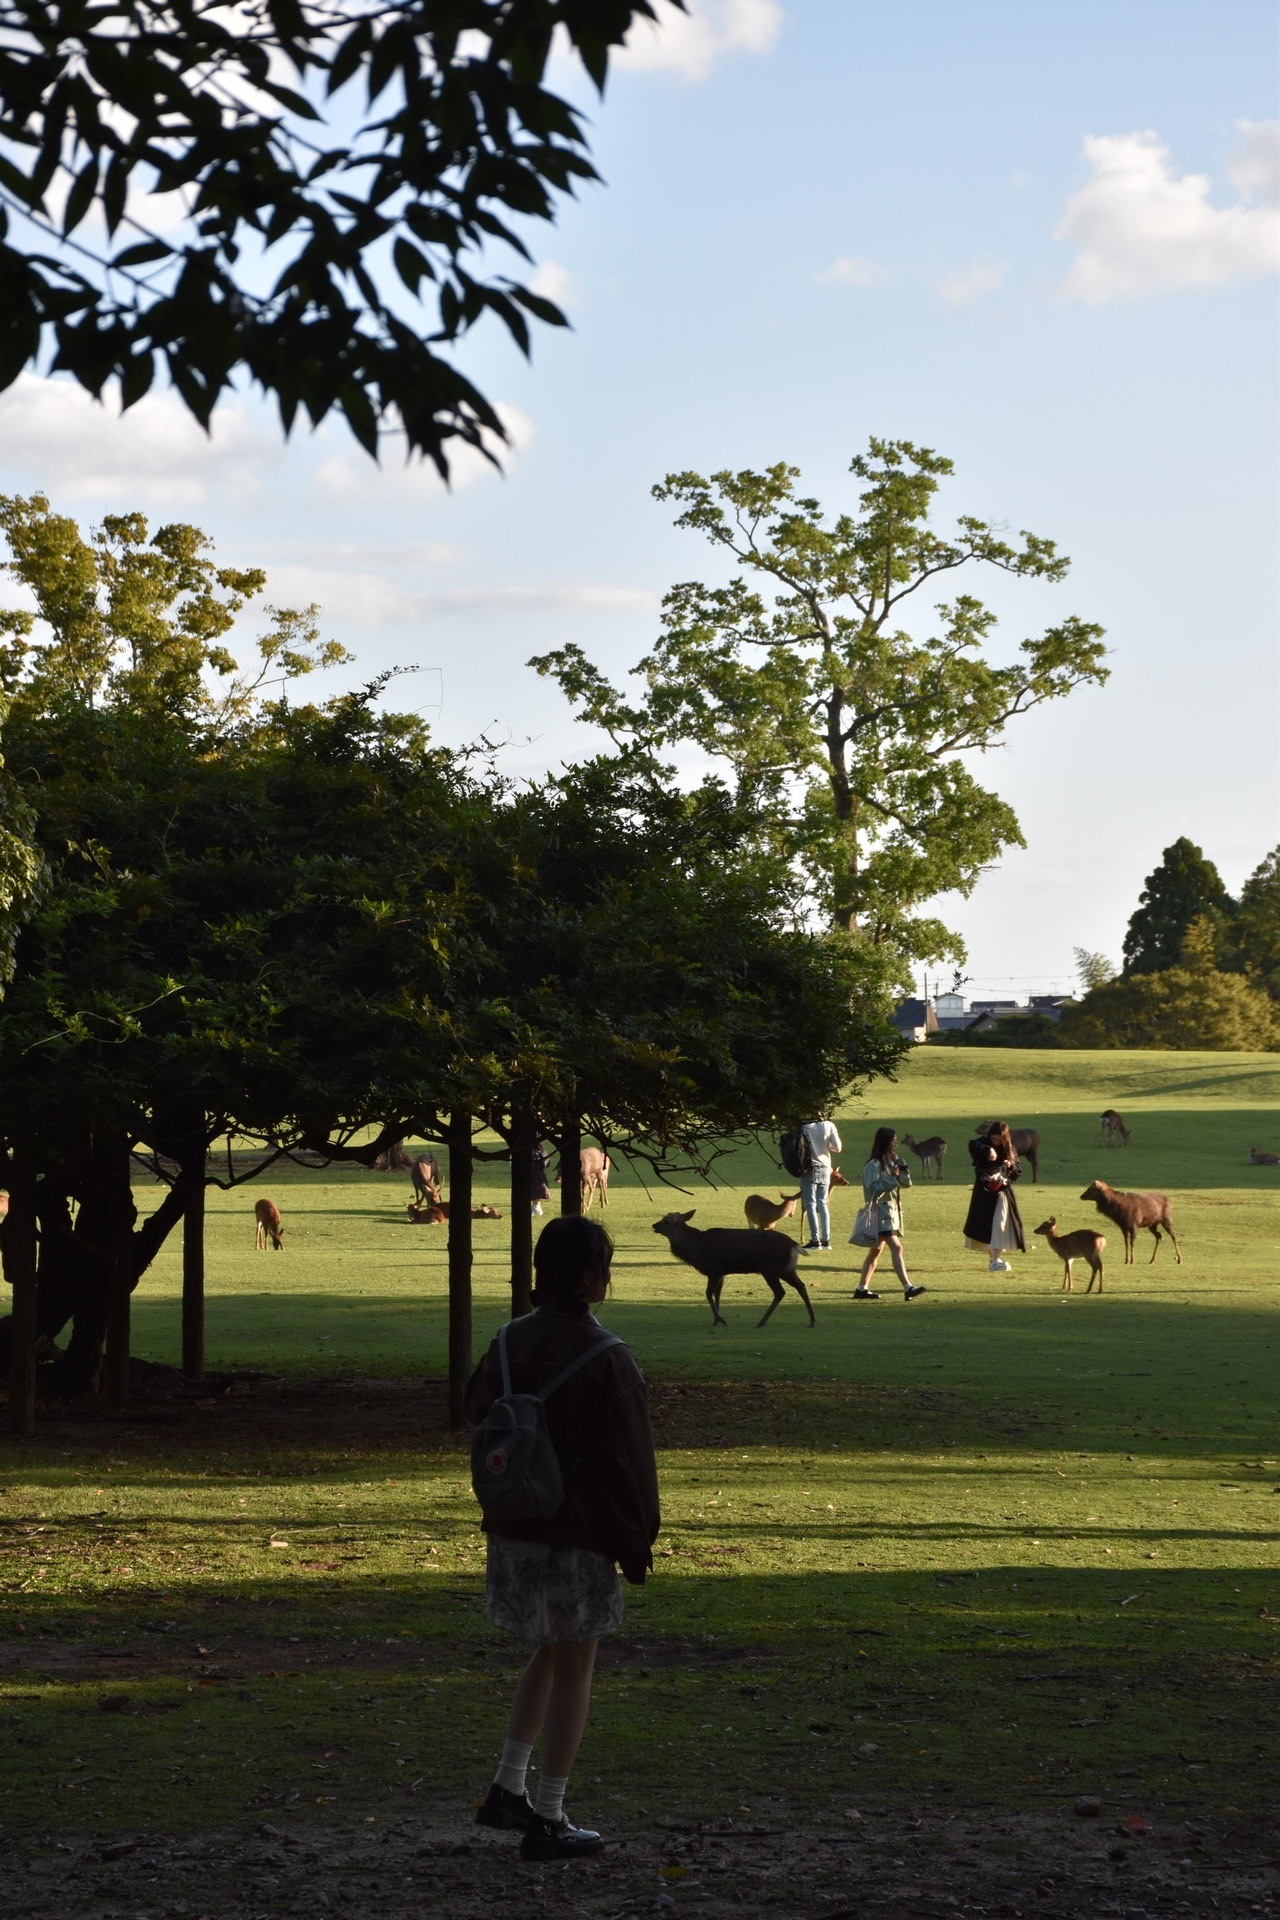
706, 1275, 727, 1327
1086, 1258, 1102, 1294
756, 1276, 787, 1328
1167, 1223, 1181, 1264
1148, 1225, 1161, 1265
1062, 1260, 1072, 1292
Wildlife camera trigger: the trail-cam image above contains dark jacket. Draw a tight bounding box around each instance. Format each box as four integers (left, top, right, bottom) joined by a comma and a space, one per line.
465, 1307, 660, 1585
962, 1136, 1026, 1250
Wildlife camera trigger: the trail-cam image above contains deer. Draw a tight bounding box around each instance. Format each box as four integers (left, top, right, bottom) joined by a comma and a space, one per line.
977, 1123, 1041, 1181
580, 1147, 610, 1211
1080, 1181, 1180, 1266
374, 1141, 414, 1172
411, 1153, 443, 1205
1248, 1147, 1280, 1165
829, 1168, 851, 1189
407, 1199, 503, 1224
653, 1211, 815, 1328
1100, 1110, 1131, 1148
902, 1133, 947, 1180
254, 1199, 285, 1251
1033, 1216, 1106, 1293
743, 1192, 802, 1230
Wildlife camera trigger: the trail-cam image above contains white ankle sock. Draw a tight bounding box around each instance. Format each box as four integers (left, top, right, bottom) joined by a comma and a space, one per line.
533, 1772, 569, 1822
495, 1739, 534, 1795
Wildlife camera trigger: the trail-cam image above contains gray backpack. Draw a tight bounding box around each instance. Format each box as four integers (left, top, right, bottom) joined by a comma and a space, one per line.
470, 1320, 624, 1521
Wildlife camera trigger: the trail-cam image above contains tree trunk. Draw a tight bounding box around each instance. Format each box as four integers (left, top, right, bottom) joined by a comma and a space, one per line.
509, 1107, 535, 1318
3, 1147, 39, 1436
100, 1134, 136, 1410
446, 1110, 473, 1429
559, 1113, 582, 1217
182, 1172, 205, 1380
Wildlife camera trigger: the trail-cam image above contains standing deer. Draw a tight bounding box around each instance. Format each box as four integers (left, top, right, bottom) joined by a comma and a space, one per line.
411, 1153, 443, 1204
978, 1122, 1041, 1181
1100, 1110, 1131, 1147
652, 1211, 815, 1328
902, 1133, 947, 1180
580, 1148, 610, 1211
1080, 1181, 1180, 1266
744, 1192, 802, 1230
1034, 1216, 1106, 1293
254, 1199, 285, 1250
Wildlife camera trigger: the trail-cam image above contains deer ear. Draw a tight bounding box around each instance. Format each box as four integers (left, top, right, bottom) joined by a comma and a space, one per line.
682, 1209, 696, 1221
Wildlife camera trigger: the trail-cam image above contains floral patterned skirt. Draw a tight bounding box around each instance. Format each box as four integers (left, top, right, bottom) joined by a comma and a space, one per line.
485, 1536, 624, 1645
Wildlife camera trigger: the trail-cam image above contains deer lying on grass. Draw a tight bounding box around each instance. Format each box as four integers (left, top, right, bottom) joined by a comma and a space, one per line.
1100, 1110, 1131, 1147
1248, 1147, 1280, 1165
407, 1200, 503, 1224
743, 1192, 802, 1230
1034, 1216, 1106, 1293
902, 1133, 947, 1180
1080, 1181, 1180, 1266
254, 1199, 285, 1250
652, 1211, 816, 1328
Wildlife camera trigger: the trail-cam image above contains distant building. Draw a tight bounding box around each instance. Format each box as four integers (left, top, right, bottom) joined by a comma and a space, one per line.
891, 997, 938, 1044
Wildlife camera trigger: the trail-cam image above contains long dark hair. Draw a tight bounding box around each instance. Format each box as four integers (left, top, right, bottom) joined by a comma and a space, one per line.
985, 1120, 1019, 1169
531, 1215, 614, 1312
869, 1126, 898, 1166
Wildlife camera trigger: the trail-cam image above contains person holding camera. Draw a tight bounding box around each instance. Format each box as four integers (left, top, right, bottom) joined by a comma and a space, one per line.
962, 1119, 1025, 1272
853, 1127, 926, 1301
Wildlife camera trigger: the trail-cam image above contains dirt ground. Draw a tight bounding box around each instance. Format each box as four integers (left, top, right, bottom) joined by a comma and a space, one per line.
2, 1798, 1277, 1920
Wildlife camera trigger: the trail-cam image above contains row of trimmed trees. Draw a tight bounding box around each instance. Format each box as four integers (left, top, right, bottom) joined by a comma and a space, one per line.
0, 496, 906, 1431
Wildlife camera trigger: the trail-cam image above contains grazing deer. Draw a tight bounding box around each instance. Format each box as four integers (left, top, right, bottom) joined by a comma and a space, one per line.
1034, 1216, 1106, 1293
1080, 1181, 1180, 1266
411, 1154, 443, 1204
1100, 1110, 1131, 1148
902, 1133, 947, 1180
744, 1192, 802, 1230
1248, 1147, 1280, 1165
652, 1211, 815, 1328
580, 1147, 610, 1211
407, 1199, 503, 1224
254, 1199, 285, 1251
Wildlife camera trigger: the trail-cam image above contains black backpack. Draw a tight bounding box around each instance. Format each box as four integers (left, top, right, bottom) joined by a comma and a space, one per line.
779, 1127, 814, 1179
470, 1320, 624, 1522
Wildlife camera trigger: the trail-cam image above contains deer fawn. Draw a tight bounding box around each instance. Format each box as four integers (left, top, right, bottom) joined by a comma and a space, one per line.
254, 1199, 285, 1251
1034, 1216, 1105, 1293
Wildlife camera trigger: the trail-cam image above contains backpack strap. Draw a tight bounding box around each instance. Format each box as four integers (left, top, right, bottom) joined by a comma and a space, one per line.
537, 1333, 624, 1403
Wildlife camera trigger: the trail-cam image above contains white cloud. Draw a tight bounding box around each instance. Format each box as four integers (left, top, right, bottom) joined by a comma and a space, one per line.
938, 257, 1009, 307
0, 373, 280, 508
262, 573, 658, 628
618, 0, 783, 81
528, 260, 580, 311
312, 405, 535, 503
815, 255, 891, 289
1057, 124, 1280, 302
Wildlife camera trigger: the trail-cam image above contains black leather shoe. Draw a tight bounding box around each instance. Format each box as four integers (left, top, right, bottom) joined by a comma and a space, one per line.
475, 1782, 536, 1831
519, 1813, 606, 1860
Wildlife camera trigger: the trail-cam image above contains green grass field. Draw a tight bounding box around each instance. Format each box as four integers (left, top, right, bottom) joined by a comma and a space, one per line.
1, 1049, 1277, 1912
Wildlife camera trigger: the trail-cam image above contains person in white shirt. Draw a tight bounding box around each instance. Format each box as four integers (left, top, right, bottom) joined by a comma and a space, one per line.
800, 1112, 843, 1250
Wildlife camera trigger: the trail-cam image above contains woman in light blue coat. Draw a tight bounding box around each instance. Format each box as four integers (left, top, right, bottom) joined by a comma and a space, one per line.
853, 1127, 926, 1302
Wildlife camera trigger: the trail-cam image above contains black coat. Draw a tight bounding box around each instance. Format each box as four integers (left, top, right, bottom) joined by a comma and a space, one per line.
961, 1137, 1026, 1250
465, 1306, 661, 1584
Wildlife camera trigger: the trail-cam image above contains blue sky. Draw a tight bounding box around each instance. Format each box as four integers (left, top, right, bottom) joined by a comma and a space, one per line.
1, 0, 1276, 1001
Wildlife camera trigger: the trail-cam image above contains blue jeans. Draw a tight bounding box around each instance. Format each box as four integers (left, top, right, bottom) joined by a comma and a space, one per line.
801, 1168, 830, 1246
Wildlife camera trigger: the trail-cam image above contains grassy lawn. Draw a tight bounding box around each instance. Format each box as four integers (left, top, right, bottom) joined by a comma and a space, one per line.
1, 1050, 1277, 1913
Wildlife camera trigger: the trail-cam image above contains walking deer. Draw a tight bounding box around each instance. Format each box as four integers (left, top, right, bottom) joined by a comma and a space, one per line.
743, 1192, 802, 1230
254, 1199, 285, 1251
1034, 1216, 1106, 1293
1100, 1110, 1131, 1147
1080, 1181, 1180, 1266
902, 1133, 947, 1180
652, 1211, 815, 1328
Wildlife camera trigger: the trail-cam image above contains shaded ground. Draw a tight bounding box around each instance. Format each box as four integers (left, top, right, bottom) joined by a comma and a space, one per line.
2, 1374, 1276, 1918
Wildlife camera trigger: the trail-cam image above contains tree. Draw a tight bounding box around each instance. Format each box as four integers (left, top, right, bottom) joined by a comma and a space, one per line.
1121, 838, 1233, 977
531, 440, 1108, 968
1060, 968, 1280, 1051
1074, 947, 1117, 995
1234, 847, 1280, 999
0, 1, 673, 474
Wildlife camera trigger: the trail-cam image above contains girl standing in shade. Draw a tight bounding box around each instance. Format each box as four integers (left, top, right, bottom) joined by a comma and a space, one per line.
962, 1119, 1026, 1272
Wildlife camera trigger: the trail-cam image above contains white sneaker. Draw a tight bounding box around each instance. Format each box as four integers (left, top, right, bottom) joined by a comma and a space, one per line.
988, 1257, 1011, 1273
